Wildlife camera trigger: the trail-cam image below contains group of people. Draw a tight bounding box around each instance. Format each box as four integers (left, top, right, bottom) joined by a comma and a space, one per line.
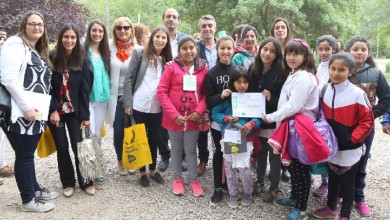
0, 7, 389, 220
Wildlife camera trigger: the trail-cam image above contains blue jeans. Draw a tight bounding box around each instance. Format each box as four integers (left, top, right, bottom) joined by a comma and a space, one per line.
354, 129, 375, 202
113, 100, 125, 161
3, 129, 41, 203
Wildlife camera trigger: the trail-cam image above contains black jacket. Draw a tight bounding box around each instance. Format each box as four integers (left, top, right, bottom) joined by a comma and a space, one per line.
196, 38, 217, 67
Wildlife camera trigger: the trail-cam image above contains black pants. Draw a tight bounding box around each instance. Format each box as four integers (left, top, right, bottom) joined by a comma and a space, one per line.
211, 128, 226, 189
256, 137, 281, 191
48, 113, 92, 190
288, 159, 311, 211
197, 130, 209, 164
327, 162, 360, 218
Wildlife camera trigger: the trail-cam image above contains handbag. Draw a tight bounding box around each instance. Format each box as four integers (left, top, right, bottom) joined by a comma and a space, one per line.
122, 115, 152, 169
37, 126, 57, 158
0, 82, 11, 112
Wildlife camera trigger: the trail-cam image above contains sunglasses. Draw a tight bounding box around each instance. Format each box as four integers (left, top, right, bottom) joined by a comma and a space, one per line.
293, 38, 309, 49
115, 26, 131, 31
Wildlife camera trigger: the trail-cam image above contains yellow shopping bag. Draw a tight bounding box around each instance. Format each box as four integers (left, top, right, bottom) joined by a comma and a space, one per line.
37, 126, 57, 158
122, 121, 152, 170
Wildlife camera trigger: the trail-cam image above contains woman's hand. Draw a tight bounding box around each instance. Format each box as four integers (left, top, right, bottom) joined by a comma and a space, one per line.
50, 111, 61, 126
240, 122, 253, 135
24, 108, 37, 121
263, 89, 272, 101
262, 115, 270, 124
81, 120, 90, 128
221, 89, 232, 99
187, 112, 201, 121
174, 115, 187, 126
124, 108, 133, 115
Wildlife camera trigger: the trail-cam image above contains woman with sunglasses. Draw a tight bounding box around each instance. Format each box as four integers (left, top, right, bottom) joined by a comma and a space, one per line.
83, 20, 110, 183
48, 23, 94, 197
107, 17, 142, 176
122, 26, 172, 187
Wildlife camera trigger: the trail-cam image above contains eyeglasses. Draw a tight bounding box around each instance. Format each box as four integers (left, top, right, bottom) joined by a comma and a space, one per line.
293, 38, 309, 49
115, 26, 131, 31
27, 22, 44, 28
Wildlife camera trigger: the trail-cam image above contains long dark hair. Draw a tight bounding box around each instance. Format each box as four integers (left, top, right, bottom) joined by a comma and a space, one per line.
144, 26, 172, 67
250, 37, 285, 83
345, 36, 377, 68
229, 66, 252, 92
284, 39, 316, 75
269, 18, 293, 48
84, 20, 110, 73
216, 35, 235, 63
53, 23, 83, 73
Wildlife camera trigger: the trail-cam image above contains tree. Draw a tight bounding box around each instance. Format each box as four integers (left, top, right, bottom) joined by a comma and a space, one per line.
0, 0, 89, 42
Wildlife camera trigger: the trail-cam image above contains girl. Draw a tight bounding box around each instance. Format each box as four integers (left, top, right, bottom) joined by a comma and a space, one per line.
345, 36, 390, 217
212, 67, 260, 208
312, 35, 338, 199
206, 36, 237, 206
83, 20, 110, 181
232, 25, 258, 70
313, 52, 373, 220
157, 37, 208, 197
0, 11, 58, 212
269, 18, 294, 52
249, 37, 286, 203
123, 26, 172, 187
49, 23, 94, 196
262, 39, 318, 220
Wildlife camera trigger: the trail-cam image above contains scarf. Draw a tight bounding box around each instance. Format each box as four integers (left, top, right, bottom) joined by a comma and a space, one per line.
116, 40, 133, 62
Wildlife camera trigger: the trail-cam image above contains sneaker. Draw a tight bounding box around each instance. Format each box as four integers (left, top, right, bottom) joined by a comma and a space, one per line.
172, 179, 184, 196
253, 181, 265, 194
355, 201, 371, 217
227, 196, 238, 209
117, 161, 128, 176
63, 187, 75, 197
312, 206, 338, 219
274, 197, 296, 209
281, 170, 291, 182
222, 184, 229, 194
128, 169, 137, 175
197, 162, 207, 177
0, 165, 14, 177
85, 186, 96, 195
189, 180, 204, 197
338, 217, 349, 220
149, 172, 164, 184
35, 188, 59, 201
262, 189, 281, 203
158, 160, 169, 172
285, 209, 308, 220
21, 198, 55, 213
313, 183, 328, 198
95, 175, 105, 182
182, 160, 188, 172
241, 194, 252, 206
140, 175, 150, 187
210, 189, 223, 206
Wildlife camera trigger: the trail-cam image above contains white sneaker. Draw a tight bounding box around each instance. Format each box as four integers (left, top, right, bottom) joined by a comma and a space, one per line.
22, 198, 55, 213
117, 161, 128, 176
35, 188, 59, 200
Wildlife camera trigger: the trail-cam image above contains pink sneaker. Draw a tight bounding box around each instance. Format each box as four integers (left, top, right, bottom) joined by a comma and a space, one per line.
313, 183, 328, 198
355, 201, 371, 217
312, 206, 338, 219
189, 180, 204, 197
172, 179, 184, 196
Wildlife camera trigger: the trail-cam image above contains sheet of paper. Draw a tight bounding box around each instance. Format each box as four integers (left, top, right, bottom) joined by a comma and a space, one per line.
231, 92, 265, 118
224, 129, 241, 144
11, 91, 51, 121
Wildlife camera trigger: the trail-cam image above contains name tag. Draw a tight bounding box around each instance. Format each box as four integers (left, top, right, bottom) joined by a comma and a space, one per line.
183, 75, 196, 91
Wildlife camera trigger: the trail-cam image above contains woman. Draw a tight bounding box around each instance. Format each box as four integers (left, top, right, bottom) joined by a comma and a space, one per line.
83, 20, 110, 181
134, 23, 151, 47
232, 25, 258, 70
107, 17, 141, 175
123, 26, 172, 187
269, 18, 293, 52
49, 23, 94, 196
0, 11, 58, 212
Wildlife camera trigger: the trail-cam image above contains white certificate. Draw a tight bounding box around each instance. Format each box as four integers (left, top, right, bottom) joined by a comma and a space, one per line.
231, 92, 265, 118
224, 129, 242, 144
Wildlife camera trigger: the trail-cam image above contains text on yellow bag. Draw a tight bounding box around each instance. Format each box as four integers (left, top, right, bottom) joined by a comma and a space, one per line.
37, 126, 57, 158
122, 123, 152, 169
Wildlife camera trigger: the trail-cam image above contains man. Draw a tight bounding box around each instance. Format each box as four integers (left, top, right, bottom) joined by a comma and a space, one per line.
195, 15, 218, 177
158, 8, 188, 172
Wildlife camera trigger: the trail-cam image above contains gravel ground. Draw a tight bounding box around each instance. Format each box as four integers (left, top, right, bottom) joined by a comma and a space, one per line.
0, 120, 389, 220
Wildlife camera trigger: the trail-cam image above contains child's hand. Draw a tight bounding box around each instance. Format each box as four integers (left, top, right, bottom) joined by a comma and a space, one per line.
262, 115, 270, 124
383, 126, 390, 135
174, 115, 187, 126
187, 112, 201, 121
164, 60, 174, 67
221, 89, 232, 99
240, 122, 253, 135
262, 89, 272, 101
227, 116, 238, 123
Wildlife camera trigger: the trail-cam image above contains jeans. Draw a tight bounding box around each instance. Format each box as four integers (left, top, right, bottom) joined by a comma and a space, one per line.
133, 110, 162, 172
113, 100, 125, 161
354, 129, 375, 202
197, 130, 209, 164
48, 113, 93, 190
3, 128, 41, 204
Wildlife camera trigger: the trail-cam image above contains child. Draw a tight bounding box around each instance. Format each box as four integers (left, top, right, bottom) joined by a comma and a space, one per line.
157, 37, 208, 197
212, 67, 260, 208
312, 35, 338, 198
262, 39, 318, 220
249, 37, 287, 203
313, 52, 374, 220
346, 36, 390, 217
206, 35, 238, 206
